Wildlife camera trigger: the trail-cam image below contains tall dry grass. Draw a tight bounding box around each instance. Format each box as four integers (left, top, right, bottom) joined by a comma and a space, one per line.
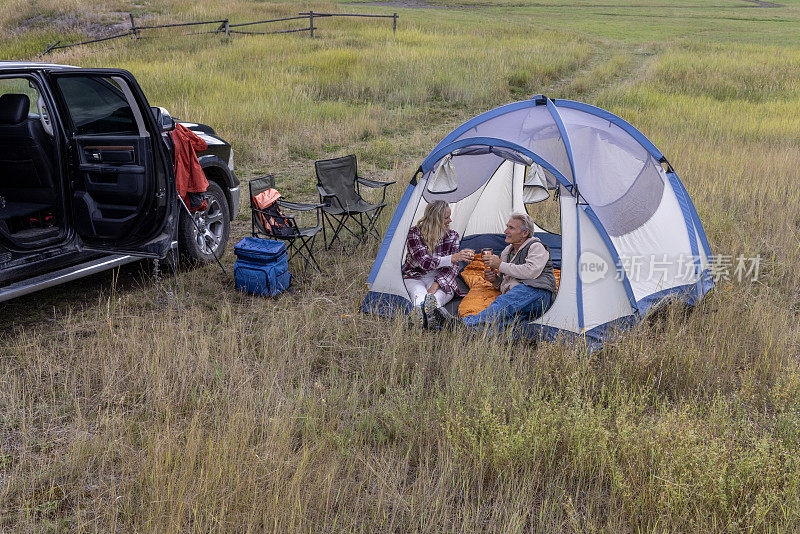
3, 239, 799, 530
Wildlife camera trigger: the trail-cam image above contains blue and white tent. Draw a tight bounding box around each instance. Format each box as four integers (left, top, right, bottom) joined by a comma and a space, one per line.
363, 96, 714, 347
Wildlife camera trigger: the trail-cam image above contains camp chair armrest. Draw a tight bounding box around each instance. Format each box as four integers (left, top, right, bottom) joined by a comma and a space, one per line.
356, 177, 395, 188
317, 185, 339, 206
276, 200, 323, 229
278, 200, 325, 212
316, 184, 334, 198
356, 177, 394, 204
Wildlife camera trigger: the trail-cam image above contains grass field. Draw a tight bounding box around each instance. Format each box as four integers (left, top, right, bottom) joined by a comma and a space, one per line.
2, 0, 800, 531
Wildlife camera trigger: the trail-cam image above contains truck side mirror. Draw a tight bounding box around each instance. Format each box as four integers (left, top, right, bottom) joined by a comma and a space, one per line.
151, 106, 175, 133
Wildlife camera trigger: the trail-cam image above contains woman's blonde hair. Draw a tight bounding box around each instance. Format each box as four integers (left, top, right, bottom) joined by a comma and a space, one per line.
416, 200, 450, 252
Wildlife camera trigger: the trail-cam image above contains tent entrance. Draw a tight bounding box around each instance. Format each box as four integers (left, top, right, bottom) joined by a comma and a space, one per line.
413, 150, 565, 320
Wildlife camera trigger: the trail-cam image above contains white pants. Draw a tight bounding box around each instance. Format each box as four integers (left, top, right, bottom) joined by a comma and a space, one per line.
404, 272, 453, 308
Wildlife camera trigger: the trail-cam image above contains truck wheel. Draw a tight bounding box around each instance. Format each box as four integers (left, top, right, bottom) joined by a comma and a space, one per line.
178, 181, 230, 265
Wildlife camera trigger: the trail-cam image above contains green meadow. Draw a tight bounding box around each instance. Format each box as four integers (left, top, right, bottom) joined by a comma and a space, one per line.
2, 0, 800, 530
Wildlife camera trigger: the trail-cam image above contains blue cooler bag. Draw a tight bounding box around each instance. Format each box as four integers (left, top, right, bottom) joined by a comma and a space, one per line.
233, 237, 291, 297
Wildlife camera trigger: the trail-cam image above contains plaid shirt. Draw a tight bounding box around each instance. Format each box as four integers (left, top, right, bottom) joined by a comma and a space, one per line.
401, 226, 466, 296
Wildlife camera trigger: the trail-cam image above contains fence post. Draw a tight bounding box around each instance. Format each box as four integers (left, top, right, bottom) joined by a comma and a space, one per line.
393, 13, 397, 35
309, 11, 314, 38
39, 41, 60, 57
129, 13, 138, 39
224, 18, 230, 36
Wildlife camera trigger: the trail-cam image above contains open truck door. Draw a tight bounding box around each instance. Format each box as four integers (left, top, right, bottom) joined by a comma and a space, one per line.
48, 68, 175, 257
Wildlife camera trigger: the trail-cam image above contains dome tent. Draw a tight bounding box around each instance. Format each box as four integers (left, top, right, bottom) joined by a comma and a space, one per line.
362, 95, 714, 348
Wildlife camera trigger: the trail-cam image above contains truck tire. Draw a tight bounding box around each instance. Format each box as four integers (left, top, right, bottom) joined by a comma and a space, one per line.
178, 181, 230, 265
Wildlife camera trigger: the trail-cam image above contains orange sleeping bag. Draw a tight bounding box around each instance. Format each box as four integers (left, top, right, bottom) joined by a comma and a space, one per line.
458, 259, 501, 317
457, 259, 561, 318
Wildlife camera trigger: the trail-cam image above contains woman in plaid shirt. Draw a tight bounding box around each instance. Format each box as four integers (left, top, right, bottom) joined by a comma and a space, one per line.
402, 200, 473, 325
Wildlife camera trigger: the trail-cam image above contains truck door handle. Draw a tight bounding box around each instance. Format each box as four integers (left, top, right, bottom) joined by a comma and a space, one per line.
82, 145, 135, 164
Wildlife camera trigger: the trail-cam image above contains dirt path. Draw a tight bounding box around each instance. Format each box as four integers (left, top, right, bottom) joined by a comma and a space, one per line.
344, 1, 450, 8
742, 0, 782, 6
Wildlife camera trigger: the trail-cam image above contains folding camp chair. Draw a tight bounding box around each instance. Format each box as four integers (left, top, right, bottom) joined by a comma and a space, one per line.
314, 155, 395, 250
250, 175, 324, 273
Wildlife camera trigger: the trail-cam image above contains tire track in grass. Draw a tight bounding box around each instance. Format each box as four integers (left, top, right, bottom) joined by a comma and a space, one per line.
543, 44, 654, 100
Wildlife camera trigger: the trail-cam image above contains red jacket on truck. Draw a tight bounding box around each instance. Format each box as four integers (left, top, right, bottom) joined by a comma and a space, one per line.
171, 123, 209, 210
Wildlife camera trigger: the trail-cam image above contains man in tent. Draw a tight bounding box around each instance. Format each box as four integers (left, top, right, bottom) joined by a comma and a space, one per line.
434, 213, 557, 329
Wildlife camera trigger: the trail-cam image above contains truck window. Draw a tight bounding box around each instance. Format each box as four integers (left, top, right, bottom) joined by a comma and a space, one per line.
0, 77, 38, 117
56, 76, 139, 136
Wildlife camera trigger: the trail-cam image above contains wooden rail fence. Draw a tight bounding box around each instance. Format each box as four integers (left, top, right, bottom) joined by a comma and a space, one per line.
40, 11, 399, 56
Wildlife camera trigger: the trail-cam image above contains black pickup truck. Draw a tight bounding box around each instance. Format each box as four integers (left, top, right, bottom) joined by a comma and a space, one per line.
0, 61, 240, 303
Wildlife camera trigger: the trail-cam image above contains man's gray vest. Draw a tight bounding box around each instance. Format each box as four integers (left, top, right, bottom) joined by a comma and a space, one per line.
499, 237, 558, 295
